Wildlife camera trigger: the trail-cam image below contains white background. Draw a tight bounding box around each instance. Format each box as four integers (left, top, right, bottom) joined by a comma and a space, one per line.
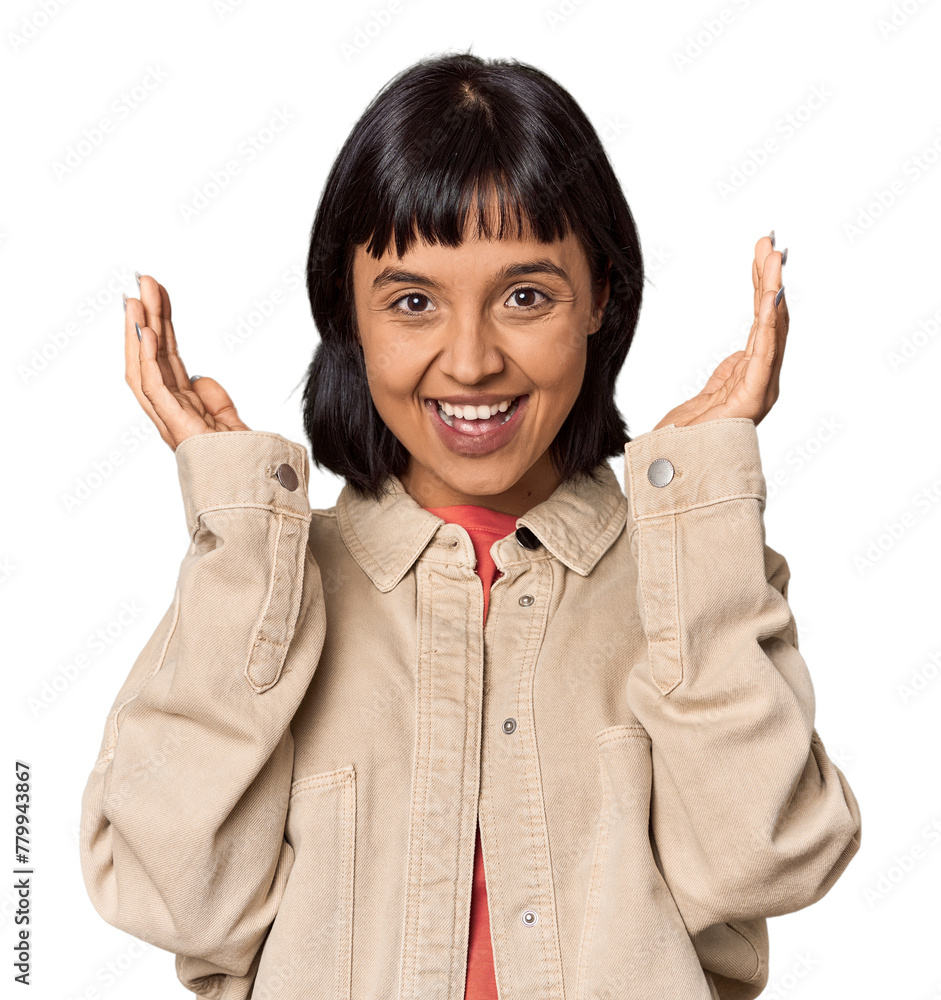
3, 0, 940, 997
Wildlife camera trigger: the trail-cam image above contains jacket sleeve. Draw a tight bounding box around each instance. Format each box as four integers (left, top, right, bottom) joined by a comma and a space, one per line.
622, 418, 861, 977
79, 429, 325, 997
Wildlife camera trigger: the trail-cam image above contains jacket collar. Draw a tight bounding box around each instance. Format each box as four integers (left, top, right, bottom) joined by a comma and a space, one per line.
336, 460, 628, 593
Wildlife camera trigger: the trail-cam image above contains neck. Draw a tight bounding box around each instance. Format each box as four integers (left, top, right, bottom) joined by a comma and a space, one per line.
400, 451, 560, 517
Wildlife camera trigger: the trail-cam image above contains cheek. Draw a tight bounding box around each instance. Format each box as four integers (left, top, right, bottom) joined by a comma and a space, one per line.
361, 345, 428, 426
361, 334, 419, 398
545, 325, 590, 375
523, 336, 586, 398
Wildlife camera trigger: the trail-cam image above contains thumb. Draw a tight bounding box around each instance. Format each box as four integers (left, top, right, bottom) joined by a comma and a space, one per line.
189, 375, 251, 432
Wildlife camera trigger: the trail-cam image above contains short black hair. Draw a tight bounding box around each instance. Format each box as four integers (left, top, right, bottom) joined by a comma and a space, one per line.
300, 48, 644, 501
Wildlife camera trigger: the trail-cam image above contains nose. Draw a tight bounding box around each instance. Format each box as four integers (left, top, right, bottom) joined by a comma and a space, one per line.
436, 315, 506, 386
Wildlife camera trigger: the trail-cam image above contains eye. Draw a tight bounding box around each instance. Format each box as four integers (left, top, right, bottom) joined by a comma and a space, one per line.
390, 292, 435, 315
506, 286, 550, 310
389, 286, 552, 317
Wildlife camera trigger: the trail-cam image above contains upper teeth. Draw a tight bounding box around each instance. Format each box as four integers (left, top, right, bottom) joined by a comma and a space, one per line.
436, 397, 518, 420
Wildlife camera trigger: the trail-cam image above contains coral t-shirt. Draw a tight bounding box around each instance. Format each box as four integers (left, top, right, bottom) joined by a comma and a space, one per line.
422, 503, 520, 1000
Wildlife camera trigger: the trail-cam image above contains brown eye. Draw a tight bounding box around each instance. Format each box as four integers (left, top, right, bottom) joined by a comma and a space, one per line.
507, 287, 549, 310
392, 292, 434, 314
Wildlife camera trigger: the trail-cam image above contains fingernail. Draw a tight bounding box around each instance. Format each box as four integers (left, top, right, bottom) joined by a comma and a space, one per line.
768, 229, 775, 248
135, 321, 142, 342
135, 271, 142, 290
190, 375, 202, 381
122, 292, 127, 312
774, 286, 785, 307
781, 247, 788, 266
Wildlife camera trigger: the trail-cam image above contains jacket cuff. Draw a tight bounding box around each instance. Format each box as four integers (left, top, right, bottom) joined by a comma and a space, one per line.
175, 430, 311, 537
624, 417, 766, 529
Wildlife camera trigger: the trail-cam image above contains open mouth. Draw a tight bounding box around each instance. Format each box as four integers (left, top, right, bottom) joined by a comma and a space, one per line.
431, 395, 522, 434
424, 393, 529, 454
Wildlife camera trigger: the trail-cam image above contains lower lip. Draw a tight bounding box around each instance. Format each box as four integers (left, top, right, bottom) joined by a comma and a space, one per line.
426, 394, 529, 456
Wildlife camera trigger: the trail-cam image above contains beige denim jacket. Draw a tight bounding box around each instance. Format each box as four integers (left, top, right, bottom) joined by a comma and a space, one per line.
79, 416, 861, 1000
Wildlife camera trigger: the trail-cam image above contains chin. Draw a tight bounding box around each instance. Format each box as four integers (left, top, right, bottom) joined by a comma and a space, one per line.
413, 459, 522, 502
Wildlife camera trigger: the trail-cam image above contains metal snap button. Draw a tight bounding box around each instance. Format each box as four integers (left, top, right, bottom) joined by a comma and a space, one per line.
647, 458, 674, 488
515, 526, 541, 549
521, 909, 538, 926
518, 594, 534, 607
276, 463, 299, 491
502, 718, 517, 734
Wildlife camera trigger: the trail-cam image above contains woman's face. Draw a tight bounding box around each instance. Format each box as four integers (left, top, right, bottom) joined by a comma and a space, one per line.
350, 208, 610, 514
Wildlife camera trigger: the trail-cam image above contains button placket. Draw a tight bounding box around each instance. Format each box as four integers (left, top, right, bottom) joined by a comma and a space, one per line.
485, 542, 560, 989
400, 555, 486, 998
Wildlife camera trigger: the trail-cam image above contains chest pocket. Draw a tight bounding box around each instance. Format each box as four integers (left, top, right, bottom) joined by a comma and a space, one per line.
253, 765, 356, 999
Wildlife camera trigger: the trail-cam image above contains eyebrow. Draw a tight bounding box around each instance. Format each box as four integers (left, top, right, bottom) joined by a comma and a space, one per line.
370, 258, 573, 293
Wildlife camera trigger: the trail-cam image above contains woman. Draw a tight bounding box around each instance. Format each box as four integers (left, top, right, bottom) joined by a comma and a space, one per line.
80, 52, 861, 1000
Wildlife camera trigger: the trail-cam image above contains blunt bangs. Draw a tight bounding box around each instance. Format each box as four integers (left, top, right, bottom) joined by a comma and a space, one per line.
364, 170, 575, 273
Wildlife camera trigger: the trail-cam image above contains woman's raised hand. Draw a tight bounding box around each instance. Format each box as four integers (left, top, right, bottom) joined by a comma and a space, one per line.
653, 232, 789, 431
125, 274, 250, 450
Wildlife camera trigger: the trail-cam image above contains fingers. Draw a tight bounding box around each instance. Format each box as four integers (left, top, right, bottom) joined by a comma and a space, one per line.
154, 278, 194, 392
759, 232, 788, 401
125, 272, 205, 447
125, 297, 173, 443
757, 234, 783, 317
744, 233, 784, 363
138, 274, 181, 392
693, 233, 790, 426
138, 324, 188, 444
750, 234, 771, 324
742, 286, 780, 407
767, 276, 789, 403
